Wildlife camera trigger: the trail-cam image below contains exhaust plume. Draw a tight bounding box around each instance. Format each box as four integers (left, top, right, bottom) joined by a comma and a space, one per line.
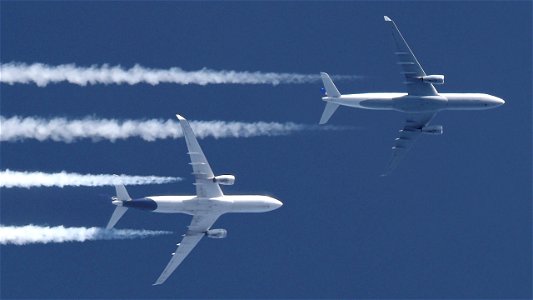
0, 225, 172, 245
0, 62, 357, 86
0, 116, 313, 143
0, 169, 181, 188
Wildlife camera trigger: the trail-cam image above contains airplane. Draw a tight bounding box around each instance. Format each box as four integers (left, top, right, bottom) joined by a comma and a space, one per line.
106, 114, 283, 285
319, 16, 505, 175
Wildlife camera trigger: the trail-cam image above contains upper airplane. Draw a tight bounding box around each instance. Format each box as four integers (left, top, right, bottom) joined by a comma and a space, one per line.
319, 16, 505, 175
106, 114, 283, 285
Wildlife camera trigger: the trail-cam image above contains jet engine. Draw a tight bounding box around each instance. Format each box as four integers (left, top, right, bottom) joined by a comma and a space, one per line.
422, 75, 444, 85
213, 175, 235, 185
421, 125, 443, 135
206, 229, 227, 239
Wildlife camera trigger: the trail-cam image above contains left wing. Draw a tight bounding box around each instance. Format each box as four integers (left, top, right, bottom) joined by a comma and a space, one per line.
384, 16, 438, 96
382, 112, 436, 176
153, 213, 221, 285
177, 114, 223, 198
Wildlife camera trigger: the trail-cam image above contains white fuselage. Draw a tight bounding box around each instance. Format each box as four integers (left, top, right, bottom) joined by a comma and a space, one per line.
117, 195, 283, 215
324, 92, 505, 113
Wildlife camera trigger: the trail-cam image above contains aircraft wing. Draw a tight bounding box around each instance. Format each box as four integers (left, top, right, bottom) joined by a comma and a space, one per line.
384, 16, 438, 96
153, 213, 221, 285
383, 112, 436, 175
176, 114, 223, 198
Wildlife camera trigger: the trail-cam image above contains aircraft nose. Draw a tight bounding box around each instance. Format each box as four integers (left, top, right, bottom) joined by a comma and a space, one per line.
490, 96, 505, 106
270, 198, 283, 209
483, 95, 504, 108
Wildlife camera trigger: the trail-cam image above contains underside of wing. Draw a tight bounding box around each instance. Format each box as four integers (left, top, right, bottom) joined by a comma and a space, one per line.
176, 115, 223, 198
153, 213, 221, 285
384, 16, 438, 96
383, 113, 436, 175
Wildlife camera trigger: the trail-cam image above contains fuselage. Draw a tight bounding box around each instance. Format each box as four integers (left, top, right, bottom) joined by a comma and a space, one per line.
114, 195, 283, 215
324, 92, 505, 113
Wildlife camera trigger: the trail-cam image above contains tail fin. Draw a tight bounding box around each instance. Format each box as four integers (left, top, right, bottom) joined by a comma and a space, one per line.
106, 184, 132, 229
320, 72, 341, 97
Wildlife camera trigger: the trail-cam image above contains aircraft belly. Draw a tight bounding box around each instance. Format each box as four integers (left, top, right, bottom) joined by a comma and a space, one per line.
230, 199, 275, 213
442, 94, 491, 110
392, 96, 446, 112
359, 99, 394, 110
155, 198, 233, 214
187, 202, 228, 213
153, 201, 186, 213
332, 99, 362, 109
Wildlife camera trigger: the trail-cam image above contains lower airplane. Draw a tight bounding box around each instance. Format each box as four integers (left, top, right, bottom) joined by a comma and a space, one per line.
106, 114, 283, 285
319, 16, 505, 175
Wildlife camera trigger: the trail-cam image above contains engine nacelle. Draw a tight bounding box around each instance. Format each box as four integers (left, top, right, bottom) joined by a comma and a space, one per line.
206, 229, 227, 239
213, 175, 235, 185
421, 125, 443, 135
422, 75, 444, 85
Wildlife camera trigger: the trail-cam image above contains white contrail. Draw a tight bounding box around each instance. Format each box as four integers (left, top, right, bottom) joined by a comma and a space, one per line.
0, 225, 172, 245
0, 62, 357, 86
0, 116, 314, 143
0, 169, 182, 188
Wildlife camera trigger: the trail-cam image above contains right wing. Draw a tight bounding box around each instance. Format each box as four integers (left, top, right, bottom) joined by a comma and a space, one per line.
153, 213, 221, 285
382, 112, 436, 176
384, 16, 438, 96
176, 114, 223, 198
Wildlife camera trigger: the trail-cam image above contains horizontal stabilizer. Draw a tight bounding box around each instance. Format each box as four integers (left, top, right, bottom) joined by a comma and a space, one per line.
115, 184, 131, 201
105, 184, 132, 229
320, 72, 341, 98
106, 206, 128, 229
319, 102, 340, 125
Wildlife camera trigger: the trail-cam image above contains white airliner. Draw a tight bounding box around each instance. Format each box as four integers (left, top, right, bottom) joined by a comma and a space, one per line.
319, 16, 505, 175
106, 114, 283, 285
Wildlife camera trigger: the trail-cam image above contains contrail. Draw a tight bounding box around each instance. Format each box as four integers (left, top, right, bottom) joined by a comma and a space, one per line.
0, 169, 182, 188
0, 225, 172, 245
0, 62, 357, 87
0, 116, 318, 143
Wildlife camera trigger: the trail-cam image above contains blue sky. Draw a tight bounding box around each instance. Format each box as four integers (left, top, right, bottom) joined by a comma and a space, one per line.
1, 1, 531, 298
